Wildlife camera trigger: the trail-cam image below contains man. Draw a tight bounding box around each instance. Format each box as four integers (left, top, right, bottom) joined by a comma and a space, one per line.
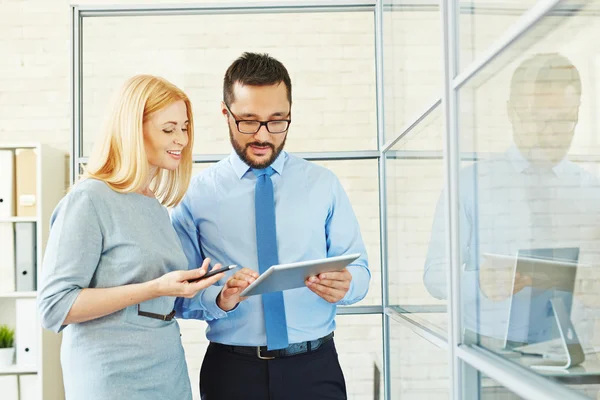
424, 53, 600, 345
172, 52, 370, 400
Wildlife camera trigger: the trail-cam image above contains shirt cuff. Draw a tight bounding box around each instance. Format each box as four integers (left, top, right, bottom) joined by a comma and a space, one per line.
199, 284, 230, 320
336, 265, 367, 306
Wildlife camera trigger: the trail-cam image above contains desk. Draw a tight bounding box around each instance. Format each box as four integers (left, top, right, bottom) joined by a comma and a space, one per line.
481, 345, 600, 385
389, 305, 600, 385
518, 355, 600, 385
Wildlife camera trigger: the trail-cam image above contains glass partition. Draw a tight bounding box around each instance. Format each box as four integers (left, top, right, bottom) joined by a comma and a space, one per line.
458, 1, 540, 70
458, 0, 600, 384
386, 106, 448, 333
81, 11, 376, 156
71, 1, 600, 399
389, 315, 449, 399
383, 0, 441, 141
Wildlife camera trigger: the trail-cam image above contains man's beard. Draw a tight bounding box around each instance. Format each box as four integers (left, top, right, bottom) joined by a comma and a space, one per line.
229, 126, 287, 169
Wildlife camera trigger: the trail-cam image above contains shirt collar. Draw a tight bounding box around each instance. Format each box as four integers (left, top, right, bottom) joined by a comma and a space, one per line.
229, 150, 287, 179
505, 144, 569, 176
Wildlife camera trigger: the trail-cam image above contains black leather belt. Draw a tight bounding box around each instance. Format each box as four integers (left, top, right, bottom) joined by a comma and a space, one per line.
212, 331, 334, 360
137, 304, 176, 321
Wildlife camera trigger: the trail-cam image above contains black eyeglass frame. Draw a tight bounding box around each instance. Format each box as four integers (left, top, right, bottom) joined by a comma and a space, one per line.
224, 102, 291, 134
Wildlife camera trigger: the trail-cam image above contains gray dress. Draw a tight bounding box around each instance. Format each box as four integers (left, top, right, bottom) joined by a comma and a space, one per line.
38, 179, 193, 400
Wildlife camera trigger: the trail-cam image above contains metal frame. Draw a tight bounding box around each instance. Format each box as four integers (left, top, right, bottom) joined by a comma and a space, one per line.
374, 1, 392, 399
385, 307, 447, 350
77, 151, 380, 165
453, 0, 561, 90
77, 1, 375, 17
457, 346, 591, 400
70, 1, 593, 400
71, 6, 82, 184
440, 0, 462, 398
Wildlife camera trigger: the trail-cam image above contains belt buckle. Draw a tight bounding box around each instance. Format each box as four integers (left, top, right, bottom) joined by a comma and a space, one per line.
256, 347, 275, 360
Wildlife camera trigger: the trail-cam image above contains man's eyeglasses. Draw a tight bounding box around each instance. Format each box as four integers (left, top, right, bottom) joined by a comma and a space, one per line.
224, 103, 291, 134
511, 105, 578, 133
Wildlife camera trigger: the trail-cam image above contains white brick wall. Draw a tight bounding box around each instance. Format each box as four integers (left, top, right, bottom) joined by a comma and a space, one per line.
4, 0, 600, 399
0, 1, 381, 399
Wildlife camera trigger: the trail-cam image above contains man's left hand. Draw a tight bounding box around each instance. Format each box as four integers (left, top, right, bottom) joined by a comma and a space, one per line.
305, 268, 352, 303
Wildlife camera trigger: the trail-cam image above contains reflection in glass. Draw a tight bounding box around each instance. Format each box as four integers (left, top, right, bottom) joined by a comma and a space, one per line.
424, 49, 600, 361
450, 0, 600, 379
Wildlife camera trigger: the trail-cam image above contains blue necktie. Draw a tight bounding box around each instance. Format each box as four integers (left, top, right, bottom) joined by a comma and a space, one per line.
253, 167, 289, 350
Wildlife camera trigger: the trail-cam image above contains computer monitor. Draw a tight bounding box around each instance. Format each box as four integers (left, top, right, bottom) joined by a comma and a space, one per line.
503, 247, 579, 349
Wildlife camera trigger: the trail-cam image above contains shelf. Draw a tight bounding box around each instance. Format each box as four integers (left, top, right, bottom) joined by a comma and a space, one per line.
0, 291, 37, 299
0, 365, 38, 376
0, 217, 38, 223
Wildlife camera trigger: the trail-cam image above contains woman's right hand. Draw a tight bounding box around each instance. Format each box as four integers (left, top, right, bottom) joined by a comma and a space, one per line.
154, 258, 225, 298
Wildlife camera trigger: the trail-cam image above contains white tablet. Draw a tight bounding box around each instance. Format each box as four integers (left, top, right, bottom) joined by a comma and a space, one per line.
239, 253, 361, 297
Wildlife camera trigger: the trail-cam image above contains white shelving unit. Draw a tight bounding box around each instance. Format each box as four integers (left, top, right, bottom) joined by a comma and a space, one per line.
0, 143, 66, 400
0, 292, 37, 299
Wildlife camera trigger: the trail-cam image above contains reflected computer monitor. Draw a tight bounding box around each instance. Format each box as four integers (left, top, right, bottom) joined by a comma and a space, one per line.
503, 247, 579, 349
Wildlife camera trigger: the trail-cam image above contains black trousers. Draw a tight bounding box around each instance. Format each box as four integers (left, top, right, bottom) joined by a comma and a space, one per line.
200, 339, 347, 400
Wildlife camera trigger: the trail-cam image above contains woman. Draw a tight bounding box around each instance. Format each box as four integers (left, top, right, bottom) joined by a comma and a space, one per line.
37, 75, 223, 400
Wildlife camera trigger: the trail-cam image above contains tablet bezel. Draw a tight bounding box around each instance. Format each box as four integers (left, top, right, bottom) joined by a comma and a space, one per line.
240, 253, 361, 297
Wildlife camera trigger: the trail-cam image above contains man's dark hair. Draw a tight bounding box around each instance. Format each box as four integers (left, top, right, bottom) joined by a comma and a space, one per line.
223, 52, 292, 106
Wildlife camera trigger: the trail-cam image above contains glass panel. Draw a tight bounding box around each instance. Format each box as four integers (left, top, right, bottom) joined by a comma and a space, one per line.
389, 314, 449, 399
458, 0, 600, 382
459, 1, 539, 70
479, 370, 599, 399
335, 314, 383, 399
383, 1, 441, 141
81, 12, 376, 157
314, 159, 381, 306
386, 105, 447, 332
479, 371, 525, 399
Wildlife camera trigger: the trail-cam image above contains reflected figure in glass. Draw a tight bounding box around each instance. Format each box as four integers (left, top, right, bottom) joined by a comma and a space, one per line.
424, 53, 600, 353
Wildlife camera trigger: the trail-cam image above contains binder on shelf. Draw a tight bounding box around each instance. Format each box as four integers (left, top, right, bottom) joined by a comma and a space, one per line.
15, 149, 37, 218
0, 223, 15, 292
0, 150, 15, 217
15, 298, 38, 367
15, 222, 36, 292
0, 376, 19, 400
19, 374, 39, 400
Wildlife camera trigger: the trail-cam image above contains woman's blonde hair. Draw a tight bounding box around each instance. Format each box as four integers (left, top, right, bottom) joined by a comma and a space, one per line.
82, 74, 194, 208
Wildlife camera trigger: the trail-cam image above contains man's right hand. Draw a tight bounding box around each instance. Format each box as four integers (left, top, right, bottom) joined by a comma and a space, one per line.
217, 268, 259, 311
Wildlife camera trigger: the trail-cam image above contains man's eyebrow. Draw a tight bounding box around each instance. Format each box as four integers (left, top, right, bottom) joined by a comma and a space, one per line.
238, 111, 289, 118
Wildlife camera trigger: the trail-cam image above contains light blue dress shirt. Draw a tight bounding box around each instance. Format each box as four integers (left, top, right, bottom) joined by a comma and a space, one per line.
424, 145, 600, 340
172, 151, 370, 346
37, 179, 193, 400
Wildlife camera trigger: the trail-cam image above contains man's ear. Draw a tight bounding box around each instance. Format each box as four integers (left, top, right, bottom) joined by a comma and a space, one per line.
506, 100, 515, 125
221, 101, 228, 117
